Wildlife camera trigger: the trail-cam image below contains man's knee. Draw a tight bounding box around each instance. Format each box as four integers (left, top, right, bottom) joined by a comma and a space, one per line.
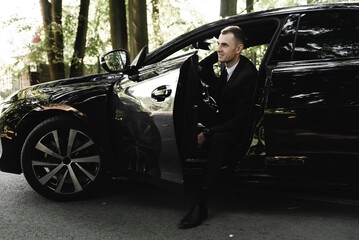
210, 132, 237, 150
210, 132, 242, 167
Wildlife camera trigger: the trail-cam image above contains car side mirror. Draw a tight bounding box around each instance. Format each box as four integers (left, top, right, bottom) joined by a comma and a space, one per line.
101, 49, 129, 73
192, 41, 211, 50
125, 45, 148, 77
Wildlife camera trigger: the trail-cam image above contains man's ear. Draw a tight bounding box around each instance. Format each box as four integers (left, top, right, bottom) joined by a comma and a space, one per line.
236, 44, 244, 54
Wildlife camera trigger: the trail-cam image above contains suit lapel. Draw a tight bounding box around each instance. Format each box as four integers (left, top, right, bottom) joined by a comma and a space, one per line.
216, 64, 227, 98
217, 56, 248, 100
226, 56, 246, 86
220, 57, 249, 102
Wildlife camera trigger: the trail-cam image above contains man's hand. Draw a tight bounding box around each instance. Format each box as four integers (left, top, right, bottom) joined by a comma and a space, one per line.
197, 132, 206, 148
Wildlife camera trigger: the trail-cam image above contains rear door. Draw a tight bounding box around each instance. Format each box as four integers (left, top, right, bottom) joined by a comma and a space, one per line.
265, 10, 359, 164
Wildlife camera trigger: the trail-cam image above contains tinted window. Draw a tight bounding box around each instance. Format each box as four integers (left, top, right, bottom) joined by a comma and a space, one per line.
294, 10, 359, 60
270, 14, 299, 63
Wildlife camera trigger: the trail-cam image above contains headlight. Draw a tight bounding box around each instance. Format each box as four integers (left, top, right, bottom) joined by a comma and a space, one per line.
0, 91, 19, 116
0, 100, 7, 116
0, 102, 3, 116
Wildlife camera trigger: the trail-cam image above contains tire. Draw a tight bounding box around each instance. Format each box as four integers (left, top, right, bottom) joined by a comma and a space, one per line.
21, 115, 104, 201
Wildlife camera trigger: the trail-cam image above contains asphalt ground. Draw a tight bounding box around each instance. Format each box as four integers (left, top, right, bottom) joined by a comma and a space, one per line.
1, 171, 359, 240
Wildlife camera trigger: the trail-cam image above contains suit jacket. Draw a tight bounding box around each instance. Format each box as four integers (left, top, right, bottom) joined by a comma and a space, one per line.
200, 54, 257, 135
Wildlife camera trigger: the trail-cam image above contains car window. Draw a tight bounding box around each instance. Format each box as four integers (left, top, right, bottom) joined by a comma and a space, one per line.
162, 37, 219, 62
294, 10, 359, 60
242, 44, 269, 69
163, 37, 270, 72
154, 18, 278, 71
270, 14, 299, 63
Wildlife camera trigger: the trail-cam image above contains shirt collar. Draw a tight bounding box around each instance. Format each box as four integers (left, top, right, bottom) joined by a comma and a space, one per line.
225, 59, 240, 82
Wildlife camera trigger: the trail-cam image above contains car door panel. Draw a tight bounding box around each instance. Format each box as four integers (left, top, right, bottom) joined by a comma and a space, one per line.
265, 59, 359, 159
109, 52, 197, 183
265, 10, 359, 165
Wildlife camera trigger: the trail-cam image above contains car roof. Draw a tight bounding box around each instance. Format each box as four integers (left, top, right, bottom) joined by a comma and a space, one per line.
145, 3, 359, 65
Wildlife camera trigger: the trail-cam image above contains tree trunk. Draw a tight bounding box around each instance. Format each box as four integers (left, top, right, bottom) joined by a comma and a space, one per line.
70, 0, 90, 77
51, 0, 65, 80
246, 0, 254, 13
128, 0, 148, 61
151, 0, 163, 48
220, 0, 237, 18
109, 0, 128, 50
39, 0, 65, 81
39, 0, 56, 81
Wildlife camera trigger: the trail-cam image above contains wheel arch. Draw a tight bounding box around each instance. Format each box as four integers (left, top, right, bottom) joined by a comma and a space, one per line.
20, 113, 107, 201
13, 105, 113, 174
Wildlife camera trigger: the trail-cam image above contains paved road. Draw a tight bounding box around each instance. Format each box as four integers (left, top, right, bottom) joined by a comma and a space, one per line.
1, 171, 359, 240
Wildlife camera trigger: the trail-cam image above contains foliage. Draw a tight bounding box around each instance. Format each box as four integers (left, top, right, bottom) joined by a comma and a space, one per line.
242, 45, 268, 69
221, 0, 238, 17
62, 4, 79, 66
0, 1, 111, 80
147, 0, 207, 52
86, 0, 111, 63
58, 0, 111, 74
1, 0, 210, 84
1, 0, 356, 102
0, 14, 44, 70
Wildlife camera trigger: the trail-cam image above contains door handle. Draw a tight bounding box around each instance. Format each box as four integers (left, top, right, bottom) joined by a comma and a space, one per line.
151, 85, 172, 102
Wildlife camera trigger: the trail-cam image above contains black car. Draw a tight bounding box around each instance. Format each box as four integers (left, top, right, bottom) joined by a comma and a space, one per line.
1, 3, 359, 201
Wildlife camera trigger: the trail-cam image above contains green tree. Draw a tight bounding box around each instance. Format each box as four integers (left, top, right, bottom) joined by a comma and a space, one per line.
246, 0, 254, 13
150, 0, 163, 47
109, 0, 128, 50
70, 0, 90, 77
85, 0, 111, 69
39, 0, 65, 80
1, 0, 213, 93
40, 0, 101, 80
220, 0, 237, 17
128, 0, 149, 61
147, 0, 207, 51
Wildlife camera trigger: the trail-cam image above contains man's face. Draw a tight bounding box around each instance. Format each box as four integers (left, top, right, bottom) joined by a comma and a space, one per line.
217, 33, 243, 67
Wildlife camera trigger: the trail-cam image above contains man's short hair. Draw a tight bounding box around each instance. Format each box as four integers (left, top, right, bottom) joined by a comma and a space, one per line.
221, 26, 246, 46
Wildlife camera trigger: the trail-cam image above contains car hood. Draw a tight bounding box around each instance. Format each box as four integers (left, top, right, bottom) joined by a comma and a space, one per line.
7, 73, 123, 105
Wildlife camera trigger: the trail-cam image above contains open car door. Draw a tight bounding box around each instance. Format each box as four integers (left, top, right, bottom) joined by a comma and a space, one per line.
108, 51, 201, 190
173, 54, 202, 159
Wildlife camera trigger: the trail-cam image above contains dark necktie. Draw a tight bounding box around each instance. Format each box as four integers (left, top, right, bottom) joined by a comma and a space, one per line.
218, 68, 227, 94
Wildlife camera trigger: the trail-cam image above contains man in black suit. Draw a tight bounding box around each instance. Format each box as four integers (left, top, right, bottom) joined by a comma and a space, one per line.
179, 26, 258, 229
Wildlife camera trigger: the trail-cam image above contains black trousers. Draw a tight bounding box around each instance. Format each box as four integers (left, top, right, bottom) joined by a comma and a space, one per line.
201, 132, 238, 190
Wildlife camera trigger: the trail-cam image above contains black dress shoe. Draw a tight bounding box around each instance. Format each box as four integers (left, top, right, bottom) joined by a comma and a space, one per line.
179, 203, 208, 229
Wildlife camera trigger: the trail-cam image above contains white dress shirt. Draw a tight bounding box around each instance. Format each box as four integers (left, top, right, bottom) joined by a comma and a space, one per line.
225, 59, 240, 82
